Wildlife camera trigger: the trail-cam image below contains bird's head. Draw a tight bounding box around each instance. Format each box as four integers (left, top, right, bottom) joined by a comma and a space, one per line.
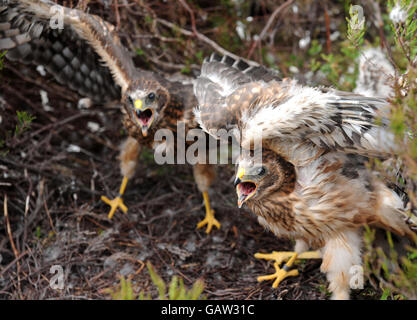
234, 149, 295, 208
125, 79, 169, 137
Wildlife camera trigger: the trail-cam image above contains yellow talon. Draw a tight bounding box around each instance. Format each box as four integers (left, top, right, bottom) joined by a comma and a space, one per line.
257, 252, 299, 288
196, 191, 220, 234
255, 250, 321, 264
101, 176, 129, 219
257, 262, 299, 288
197, 209, 221, 234
255, 251, 297, 265
101, 195, 128, 219
255, 250, 321, 288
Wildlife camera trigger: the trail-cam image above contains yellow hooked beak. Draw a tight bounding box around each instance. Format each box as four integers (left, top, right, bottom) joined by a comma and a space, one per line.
234, 168, 257, 208
134, 99, 143, 110
234, 168, 245, 187
237, 168, 245, 180
132, 99, 154, 137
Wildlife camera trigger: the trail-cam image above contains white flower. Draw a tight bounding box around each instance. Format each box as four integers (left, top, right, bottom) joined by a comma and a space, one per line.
36, 65, 46, 76
292, 5, 299, 14
236, 21, 246, 40
39, 90, 52, 112
67, 144, 81, 153
289, 66, 299, 74
390, 3, 407, 24
78, 97, 92, 109
299, 35, 311, 49
87, 121, 100, 133
330, 31, 340, 41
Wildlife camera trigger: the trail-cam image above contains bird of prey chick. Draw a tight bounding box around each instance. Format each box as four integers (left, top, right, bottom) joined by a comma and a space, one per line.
0, 0, 219, 233
194, 54, 416, 299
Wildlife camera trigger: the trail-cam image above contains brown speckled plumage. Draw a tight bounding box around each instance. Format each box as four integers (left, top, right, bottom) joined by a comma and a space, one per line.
236, 149, 416, 299
194, 54, 416, 299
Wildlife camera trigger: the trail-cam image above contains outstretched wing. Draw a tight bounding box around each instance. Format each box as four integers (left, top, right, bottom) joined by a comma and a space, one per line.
194, 54, 397, 158
0, 0, 137, 102
241, 83, 396, 157
193, 53, 280, 137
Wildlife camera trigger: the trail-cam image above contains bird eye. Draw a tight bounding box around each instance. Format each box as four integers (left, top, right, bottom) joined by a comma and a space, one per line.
257, 167, 266, 176
128, 96, 134, 105
147, 92, 156, 101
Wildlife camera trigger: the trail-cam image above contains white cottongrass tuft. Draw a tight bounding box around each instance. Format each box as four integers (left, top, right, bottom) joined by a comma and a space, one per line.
299, 32, 311, 49
39, 90, 53, 112
77, 97, 92, 109
36, 65, 46, 76
87, 121, 100, 132
236, 21, 246, 40
390, 3, 408, 24
67, 144, 81, 153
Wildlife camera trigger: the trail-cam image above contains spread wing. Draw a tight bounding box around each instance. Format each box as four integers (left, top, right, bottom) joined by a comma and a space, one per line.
194, 54, 397, 159
241, 84, 396, 157
193, 53, 280, 136
0, 0, 138, 102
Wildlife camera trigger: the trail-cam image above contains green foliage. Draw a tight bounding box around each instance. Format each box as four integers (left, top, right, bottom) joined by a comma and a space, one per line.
144, 15, 153, 26
388, 0, 417, 61
146, 262, 167, 299
306, 38, 359, 90
0, 111, 36, 157
338, 2, 417, 299
317, 283, 331, 298
145, 262, 205, 300
104, 276, 136, 300
346, 5, 366, 47
139, 148, 155, 165
180, 64, 191, 75
363, 228, 417, 299
0, 139, 8, 157
136, 48, 145, 56
195, 50, 204, 63
15, 111, 36, 137
35, 226, 42, 239
0, 50, 6, 71
303, 5, 365, 91
105, 262, 205, 300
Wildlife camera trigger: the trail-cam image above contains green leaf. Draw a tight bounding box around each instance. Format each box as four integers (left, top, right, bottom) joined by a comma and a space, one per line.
189, 279, 205, 300
380, 288, 391, 300
168, 275, 179, 300
146, 262, 166, 300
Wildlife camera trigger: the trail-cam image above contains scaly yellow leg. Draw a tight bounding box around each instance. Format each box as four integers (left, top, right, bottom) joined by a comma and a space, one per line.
255, 250, 321, 288
101, 176, 129, 219
196, 191, 221, 234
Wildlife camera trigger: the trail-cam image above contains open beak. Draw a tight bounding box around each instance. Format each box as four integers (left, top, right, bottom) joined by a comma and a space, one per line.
234, 168, 257, 208
236, 181, 257, 208
132, 99, 154, 137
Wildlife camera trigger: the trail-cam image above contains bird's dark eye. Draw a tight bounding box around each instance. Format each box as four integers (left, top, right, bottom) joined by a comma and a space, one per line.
147, 92, 155, 101
257, 167, 266, 176
128, 96, 134, 105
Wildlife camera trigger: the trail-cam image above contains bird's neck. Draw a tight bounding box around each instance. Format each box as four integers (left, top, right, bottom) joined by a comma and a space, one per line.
246, 195, 297, 235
